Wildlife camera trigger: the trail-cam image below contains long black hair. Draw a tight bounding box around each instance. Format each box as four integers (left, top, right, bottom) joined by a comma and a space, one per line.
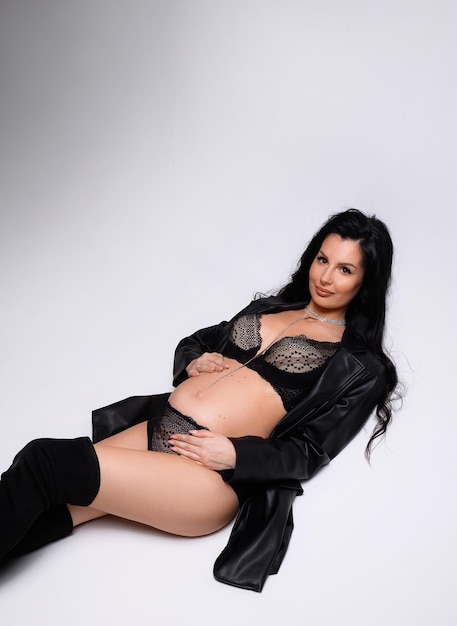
278, 209, 399, 459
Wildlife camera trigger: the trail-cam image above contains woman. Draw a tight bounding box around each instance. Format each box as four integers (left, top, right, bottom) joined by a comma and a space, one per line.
0, 209, 398, 591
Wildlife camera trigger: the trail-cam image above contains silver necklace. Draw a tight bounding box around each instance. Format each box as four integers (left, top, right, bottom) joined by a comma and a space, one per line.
304, 306, 346, 326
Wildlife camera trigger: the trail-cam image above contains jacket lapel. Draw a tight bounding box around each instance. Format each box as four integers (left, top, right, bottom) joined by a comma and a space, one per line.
242, 297, 368, 438
272, 346, 365, 438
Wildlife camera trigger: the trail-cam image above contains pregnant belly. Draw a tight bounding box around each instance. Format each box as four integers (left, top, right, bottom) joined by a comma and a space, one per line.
169, 359, 286, 438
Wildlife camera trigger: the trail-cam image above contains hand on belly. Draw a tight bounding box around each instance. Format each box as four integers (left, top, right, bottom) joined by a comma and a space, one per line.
169, 364, 285, 438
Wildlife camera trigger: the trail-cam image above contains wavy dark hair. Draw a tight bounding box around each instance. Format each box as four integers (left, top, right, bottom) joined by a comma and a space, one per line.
277, 209, 399, 459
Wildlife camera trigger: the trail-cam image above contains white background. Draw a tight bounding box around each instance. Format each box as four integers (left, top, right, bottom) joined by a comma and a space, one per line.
0, 1, 456, 624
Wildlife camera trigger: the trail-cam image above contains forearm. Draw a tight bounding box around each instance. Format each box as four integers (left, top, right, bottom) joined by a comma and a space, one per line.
220, 435, 330, 484
221, 363, 386, 485
173, 320, 231, 386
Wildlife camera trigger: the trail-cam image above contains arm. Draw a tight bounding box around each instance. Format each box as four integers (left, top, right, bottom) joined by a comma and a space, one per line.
172, 299, 261, 385
222, 356, 387, 484
170, 356, 386, 480
172, 320, 232, 386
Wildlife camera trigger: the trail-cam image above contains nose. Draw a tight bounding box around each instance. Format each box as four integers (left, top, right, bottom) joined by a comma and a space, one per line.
320, 266, 333, 285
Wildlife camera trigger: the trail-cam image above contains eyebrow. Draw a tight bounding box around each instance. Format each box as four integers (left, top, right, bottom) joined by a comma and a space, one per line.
318, 249, 359, 269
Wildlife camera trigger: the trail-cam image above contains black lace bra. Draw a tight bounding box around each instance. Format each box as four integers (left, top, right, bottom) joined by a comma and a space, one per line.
224, 314, 340, 410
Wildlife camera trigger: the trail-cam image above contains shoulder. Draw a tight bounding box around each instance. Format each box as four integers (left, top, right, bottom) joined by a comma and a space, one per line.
234, 295, 308, 317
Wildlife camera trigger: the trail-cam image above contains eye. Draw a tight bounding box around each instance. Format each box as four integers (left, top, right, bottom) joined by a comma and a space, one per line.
340, 266, 352, 275
316, 255, 327, 264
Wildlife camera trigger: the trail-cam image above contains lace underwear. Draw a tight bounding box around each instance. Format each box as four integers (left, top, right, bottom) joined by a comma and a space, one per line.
147, 403, 208, 453
146, 404, 248, 504
224, 313, 340, 410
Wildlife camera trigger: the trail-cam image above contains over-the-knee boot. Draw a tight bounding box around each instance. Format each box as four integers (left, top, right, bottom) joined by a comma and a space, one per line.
0, 437, 100, 559
6, 505, 73, 559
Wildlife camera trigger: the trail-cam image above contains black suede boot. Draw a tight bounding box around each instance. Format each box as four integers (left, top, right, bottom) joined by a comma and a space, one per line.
6, 505, 74, 558
0, 437, 100, 560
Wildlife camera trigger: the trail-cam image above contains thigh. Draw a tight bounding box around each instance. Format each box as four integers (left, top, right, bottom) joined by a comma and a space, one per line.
91, 445, 239, 537
97, 421, 148, 451
69, 422, 148, 526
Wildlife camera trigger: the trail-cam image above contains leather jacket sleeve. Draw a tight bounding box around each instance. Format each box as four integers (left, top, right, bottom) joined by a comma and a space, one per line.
172, 300, 260, 386
213, 356, 387, 593
172, 320, 232, 386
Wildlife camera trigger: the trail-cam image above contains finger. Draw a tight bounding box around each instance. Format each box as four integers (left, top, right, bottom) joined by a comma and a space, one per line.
213, 352, 229, 363
168, 434, 202, 451
206, 354, 229, 370
200, 359, 220, 372
187, 429, 213, 438
172, 430, 215, 444
197, 353, 221, 366
168, 436, 205, 456
169, 445, 202, 461
169, 433, 195, 443
193, 359, 215, 373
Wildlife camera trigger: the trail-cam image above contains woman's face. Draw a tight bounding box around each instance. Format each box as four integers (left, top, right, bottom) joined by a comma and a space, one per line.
308, 234, 364, 318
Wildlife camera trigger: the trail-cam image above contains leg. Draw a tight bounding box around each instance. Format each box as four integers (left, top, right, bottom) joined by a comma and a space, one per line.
69, 421, 149, 526
2, 421, 237, 560
75, 420, 238, 536
91, 444, 238, 537
73, 422, 238, 535
0, 436, 100, 559
6, 505, 73, 558
5, 422, 150, 557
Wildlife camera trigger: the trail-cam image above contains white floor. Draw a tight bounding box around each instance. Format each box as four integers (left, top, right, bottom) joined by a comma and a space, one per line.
1, 1, 456, 624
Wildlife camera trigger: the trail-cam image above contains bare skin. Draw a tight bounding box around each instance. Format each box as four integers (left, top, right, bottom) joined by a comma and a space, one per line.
69, 422, 239, 535
69, 313, 330, 533
70, 235, 364, 538
69, 312, 343, 532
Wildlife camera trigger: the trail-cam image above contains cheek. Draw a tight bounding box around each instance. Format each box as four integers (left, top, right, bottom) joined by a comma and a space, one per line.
347, 278, 363, 297
335, 275, 361, 298
308, 263, 318, 282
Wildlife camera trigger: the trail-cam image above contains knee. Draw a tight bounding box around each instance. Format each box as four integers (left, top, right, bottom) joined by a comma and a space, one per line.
11, 438, 53, 467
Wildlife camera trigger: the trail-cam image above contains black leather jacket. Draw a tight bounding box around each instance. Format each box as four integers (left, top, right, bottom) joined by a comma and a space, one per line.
92, 297, 387, 592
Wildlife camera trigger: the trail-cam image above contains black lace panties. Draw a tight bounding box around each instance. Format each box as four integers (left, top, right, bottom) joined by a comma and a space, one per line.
147, 403, 209, 453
